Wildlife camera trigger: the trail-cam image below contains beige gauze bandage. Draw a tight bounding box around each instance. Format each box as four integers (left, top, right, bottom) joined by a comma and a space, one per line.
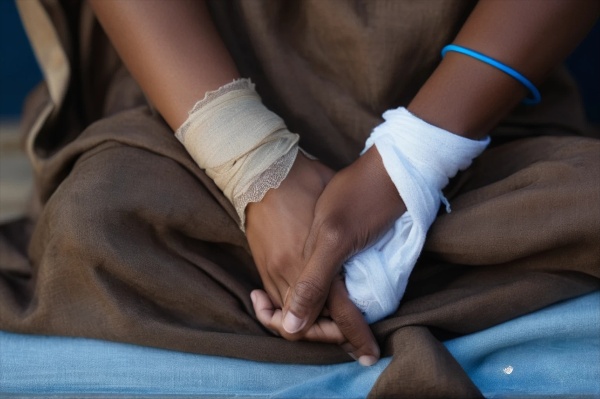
175, 79, 299, 230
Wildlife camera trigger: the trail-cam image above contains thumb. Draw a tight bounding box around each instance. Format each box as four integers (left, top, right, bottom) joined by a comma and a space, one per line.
282, 222, 347, 334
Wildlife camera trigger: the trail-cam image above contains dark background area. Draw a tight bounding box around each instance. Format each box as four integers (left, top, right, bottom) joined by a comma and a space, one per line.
0, 0, 42, 119
0, 1, 598, 122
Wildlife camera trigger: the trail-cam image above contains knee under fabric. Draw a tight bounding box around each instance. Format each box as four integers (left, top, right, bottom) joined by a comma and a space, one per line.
344, 107, 490, 323
175, 79, 299, 229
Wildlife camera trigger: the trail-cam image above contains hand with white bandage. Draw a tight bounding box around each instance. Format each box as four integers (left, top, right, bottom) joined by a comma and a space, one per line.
250, 107, 488, 368
273, 108, 489, 356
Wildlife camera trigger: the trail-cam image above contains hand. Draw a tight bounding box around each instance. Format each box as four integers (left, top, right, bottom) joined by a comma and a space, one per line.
280, 147, 406, 353
246, 152, 379, 363
251, 275, 378, 365
246, 153, 333, 310
251, 275, 379, 366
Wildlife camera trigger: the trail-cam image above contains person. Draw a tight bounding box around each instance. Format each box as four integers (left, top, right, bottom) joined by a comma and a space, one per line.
2, 0, 599, 396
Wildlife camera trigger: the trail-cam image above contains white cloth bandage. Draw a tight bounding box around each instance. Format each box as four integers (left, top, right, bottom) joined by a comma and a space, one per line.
175, 79, 299, 229
344, 107, 490, 323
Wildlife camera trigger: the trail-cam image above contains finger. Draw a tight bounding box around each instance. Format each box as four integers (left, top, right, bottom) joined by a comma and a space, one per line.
328, 278, 380, 366
282, 287, 332, 317
250, 289, 281, 336
270, 274, 291, 310
282, 221, 349, 335
252, 289, 345, 344
301, 317, 346, 344
261, 277, 284, 309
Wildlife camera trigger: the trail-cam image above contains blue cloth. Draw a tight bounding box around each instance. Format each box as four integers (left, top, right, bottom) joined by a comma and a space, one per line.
446, 290, 600, 398
1, 291, 599, 398
0, 333, 390, 398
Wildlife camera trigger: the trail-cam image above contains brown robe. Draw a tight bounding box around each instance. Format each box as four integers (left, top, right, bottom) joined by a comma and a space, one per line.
1, 1, 599, 397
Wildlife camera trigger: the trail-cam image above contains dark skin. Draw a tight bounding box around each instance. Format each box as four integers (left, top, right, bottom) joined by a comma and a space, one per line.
90, 0, 599, 366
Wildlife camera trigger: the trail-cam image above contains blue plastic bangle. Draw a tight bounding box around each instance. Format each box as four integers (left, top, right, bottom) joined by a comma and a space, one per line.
441, 44, 541, 105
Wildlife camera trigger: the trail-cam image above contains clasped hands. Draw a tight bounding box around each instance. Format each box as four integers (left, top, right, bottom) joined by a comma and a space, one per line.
246, 146, 406, 366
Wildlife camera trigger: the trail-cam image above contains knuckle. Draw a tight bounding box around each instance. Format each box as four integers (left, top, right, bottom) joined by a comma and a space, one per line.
318, 222, 344, 247
332, 307, 371, 349
293, 279, 326, 307
332, 308, 356, 332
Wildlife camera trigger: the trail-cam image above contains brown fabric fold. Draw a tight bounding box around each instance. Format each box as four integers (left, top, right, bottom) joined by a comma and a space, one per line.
1, 1, 599, 397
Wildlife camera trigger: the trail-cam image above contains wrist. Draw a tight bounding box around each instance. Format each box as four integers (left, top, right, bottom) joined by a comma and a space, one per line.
175, 79, 300, 230
246, 152, 334, 229
360, 146, 406, 216
408, 52, 523, 139
364, 107, 490, 217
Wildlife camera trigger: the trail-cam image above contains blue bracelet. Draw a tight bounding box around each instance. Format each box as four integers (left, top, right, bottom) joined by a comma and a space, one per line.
441, 44, 541, 105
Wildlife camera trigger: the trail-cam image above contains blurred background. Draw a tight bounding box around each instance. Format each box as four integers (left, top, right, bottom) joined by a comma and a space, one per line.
0, 1, 598, 222
1, 0, 41, 222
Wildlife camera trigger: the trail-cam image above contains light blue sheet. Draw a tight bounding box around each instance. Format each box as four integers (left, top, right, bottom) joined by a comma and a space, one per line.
1, 291, 598, 398
447, 291, 600, 398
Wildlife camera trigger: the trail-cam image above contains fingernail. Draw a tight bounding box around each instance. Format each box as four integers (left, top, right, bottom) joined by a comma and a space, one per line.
282, 312, 305, 334
358, 355, 378, 367
250, 291, 257, 305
